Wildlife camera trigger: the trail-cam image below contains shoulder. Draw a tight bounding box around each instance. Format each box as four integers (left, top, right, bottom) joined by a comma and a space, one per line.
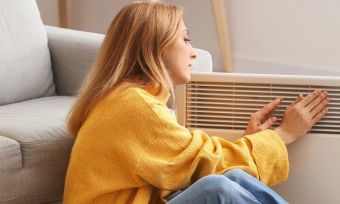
105, 86, 165, 108
96, 86, 176, 123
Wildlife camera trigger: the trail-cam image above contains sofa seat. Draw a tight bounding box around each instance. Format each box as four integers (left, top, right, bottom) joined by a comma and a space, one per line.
0, 96, 74, 204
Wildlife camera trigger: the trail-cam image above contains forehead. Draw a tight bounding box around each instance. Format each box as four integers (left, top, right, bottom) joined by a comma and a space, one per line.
179, 20, 186, 29
179, 20, 188, 34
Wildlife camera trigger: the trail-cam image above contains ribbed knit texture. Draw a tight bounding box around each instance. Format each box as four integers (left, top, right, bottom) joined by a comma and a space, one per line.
63, 84, 289, 204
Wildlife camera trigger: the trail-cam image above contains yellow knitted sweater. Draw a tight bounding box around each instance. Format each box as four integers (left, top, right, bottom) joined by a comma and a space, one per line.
63, 84, 289, 204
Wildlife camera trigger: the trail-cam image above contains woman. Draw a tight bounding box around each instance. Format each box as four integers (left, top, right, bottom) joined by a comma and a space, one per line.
63, 1, 329, 204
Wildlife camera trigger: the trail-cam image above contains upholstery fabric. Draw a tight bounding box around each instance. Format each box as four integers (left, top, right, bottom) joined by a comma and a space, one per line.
0, 96, 74, 203
0, 0, 55, 105
46, 26, 103, 96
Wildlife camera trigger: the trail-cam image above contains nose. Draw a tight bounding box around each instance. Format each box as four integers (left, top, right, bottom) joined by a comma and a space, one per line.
190, 47, 197, 60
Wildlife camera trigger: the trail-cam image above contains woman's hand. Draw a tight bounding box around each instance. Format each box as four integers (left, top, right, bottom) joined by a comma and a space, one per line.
244, 97, 284, 136
274, 90, 329, 145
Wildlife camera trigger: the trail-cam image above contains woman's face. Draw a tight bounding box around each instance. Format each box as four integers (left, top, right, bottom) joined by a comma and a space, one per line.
163, 20, 197, 85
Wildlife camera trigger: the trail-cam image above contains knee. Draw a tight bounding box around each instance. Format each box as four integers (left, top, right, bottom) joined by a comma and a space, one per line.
198, 174, 233, 194
224, 168, 253, 181
197, 174, 259, 203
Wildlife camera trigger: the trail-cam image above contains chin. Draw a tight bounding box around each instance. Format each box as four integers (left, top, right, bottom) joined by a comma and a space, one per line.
182, 76, 191, 84
186, 76, 191, 83
174, 77, 190, 85
172, 73, 191, 85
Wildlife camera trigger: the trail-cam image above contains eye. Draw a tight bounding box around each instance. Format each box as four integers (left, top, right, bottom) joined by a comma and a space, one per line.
184, 38, 191, 43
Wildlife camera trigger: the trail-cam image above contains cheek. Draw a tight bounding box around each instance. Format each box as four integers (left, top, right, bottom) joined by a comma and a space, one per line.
163, 52, 175, 72
163, 43, 191, 84
173, 59, 191, 84
164, 49, 181, 71
175, 46, 190, 67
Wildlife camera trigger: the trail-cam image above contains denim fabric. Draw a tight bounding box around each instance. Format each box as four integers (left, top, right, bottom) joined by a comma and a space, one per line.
167, 169, 288, 204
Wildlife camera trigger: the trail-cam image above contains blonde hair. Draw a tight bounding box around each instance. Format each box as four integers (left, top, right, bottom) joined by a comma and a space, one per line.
67, 1, 183, 137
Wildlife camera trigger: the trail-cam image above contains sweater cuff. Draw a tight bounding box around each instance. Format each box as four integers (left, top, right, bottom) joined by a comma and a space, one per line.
245, 129, 289, 186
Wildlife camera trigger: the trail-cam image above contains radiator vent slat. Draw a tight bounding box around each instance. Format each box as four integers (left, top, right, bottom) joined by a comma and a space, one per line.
188, 93, 340, 100
186, 80, 340, 134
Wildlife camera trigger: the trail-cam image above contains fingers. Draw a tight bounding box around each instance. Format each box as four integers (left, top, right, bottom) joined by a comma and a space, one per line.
311, 96, 329, 117
300, 90, 322, 107
308, 91, 328, 112
312, 107, 328, 125
288, 94, 304, 109
303, 89, 329, 126
298, 94, 304, 100
256, 97, 282, 121
260, 116, 277, 130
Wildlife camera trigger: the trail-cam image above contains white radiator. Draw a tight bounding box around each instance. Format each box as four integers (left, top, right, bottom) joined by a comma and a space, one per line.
176, 72, 340, 204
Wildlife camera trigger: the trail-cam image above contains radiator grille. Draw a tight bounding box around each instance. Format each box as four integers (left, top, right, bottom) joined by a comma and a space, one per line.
186, 81, 340, 134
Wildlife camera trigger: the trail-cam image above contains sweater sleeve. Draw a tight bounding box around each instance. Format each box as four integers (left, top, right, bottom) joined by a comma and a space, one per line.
128, 90, 289, 190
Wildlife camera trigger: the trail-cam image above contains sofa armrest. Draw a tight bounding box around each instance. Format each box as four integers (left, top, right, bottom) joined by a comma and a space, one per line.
45, 26, 104, 96
0, 136, 21, 171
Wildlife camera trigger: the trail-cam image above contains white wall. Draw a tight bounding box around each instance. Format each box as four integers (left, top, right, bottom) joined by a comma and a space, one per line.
36, 0, 340, 76
227, 0, 340, 76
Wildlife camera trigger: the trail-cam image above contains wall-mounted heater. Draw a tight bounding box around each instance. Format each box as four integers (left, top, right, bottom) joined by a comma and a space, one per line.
176, 72, 340, 204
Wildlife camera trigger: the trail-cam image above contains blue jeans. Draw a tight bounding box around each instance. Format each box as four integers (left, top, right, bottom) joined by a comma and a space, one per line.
166, 169, 287, 204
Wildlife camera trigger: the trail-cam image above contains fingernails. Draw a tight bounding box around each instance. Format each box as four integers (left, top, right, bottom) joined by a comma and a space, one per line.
276, 96, 283, 101
314, 90, 321, 95
323, 99, 328, 105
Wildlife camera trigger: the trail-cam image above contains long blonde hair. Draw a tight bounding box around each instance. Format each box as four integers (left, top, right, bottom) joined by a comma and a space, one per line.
67, 1, 183, 137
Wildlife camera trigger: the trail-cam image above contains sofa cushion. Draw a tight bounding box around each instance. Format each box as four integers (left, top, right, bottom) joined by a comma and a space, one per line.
0, 96, 74, 203
0, 0, 55, 106
0, 136, 26, 204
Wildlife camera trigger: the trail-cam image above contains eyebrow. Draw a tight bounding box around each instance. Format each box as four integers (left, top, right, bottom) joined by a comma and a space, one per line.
183, 29, 189, 35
